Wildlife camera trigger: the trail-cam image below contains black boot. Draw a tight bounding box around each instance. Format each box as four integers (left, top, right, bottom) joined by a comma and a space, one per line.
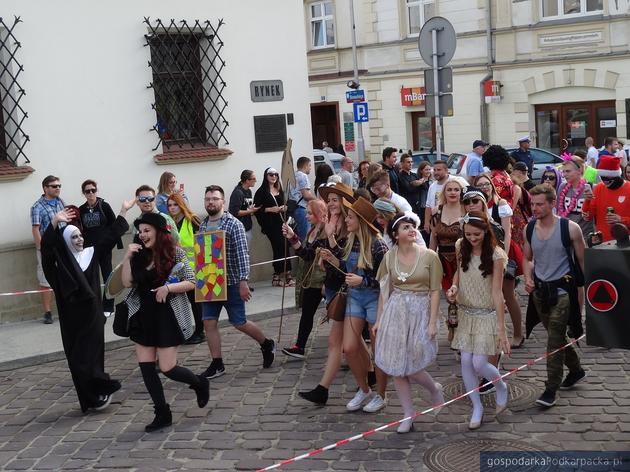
190, 375, 210, 408
298, 384, 328, 405
145, 404, 172, 432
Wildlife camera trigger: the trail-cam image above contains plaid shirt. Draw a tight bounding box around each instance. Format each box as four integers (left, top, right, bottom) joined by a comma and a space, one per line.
30, 196, 66, 235
199, 211, 249, 285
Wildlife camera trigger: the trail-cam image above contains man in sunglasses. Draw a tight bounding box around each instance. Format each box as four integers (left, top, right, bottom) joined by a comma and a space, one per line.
31, 175, 66, 324
582, 155, 630, 242
134, 185, 179, 243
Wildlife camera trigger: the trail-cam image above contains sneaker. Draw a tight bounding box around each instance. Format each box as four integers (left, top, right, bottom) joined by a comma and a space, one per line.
346, 389, 373, 412
560, 369, 587, 390
91, 394, 112, 411
103, 311, 114, 318
362, 394, 386, 413
479, 378, 496, 395
43, 312, 53, 324
298, 385, 328, 405
282, 345, 305, 359
261, 339, 276, 368
535, 389, 557, 407
201, 362, 225, 379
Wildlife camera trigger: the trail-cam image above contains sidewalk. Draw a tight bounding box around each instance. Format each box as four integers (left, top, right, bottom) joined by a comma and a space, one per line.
0, 281, 295, 371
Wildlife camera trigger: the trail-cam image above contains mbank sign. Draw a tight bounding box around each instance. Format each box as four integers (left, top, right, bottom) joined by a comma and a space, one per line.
400, 87, 425, 106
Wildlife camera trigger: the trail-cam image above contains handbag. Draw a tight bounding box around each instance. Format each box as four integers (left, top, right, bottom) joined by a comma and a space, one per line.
286, 196, 303, 217
326, 285, 347, 322
112, 297, 130, 337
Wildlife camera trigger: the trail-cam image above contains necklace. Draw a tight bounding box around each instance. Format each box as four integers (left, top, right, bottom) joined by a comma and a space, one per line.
394, 246, 420, 282
558, 179, 585, 217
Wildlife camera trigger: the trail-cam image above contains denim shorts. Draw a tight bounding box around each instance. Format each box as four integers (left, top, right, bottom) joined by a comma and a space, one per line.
346, 287, 379, 325
201, 284, 247, 326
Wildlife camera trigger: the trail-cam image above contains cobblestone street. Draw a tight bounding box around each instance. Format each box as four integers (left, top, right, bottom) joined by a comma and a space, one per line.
1, 297, 629, 471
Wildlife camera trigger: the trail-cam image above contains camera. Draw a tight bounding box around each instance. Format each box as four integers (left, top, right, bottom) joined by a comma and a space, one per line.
346, 79, 360, 89
286, 216, 296, 227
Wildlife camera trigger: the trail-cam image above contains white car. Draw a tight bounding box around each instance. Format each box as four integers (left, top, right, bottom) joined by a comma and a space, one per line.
313, 149, 344, 173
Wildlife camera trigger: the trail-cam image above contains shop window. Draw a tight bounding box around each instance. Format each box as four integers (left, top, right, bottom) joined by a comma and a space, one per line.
0, 16, 30, 166
406, 0, 436, 36
144, 18, 228, 152
310, 2, 335, 48
541, 0, 603, 19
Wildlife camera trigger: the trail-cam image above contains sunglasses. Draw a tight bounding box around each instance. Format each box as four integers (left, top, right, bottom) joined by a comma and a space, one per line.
84, 188, 97, 194
46, 184, 62, 189
463, 198, 482, 205
268, 173, 279, 177
137, 196, 155, 203
542, 175, 556, 181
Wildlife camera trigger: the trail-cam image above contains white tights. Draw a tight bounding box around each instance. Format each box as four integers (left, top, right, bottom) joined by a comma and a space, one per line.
460, 351, 507, 423
393, 370, 442, 420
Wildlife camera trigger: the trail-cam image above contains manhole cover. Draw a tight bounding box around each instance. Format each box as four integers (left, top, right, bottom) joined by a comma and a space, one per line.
424, 439, 546, 472
441, 378, 539, 413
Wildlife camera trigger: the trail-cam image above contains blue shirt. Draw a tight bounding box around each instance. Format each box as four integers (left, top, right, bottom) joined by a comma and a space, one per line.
290, 171, 310, 208
30, 196, 66, 235
510, 148, 534, 177
465, 153, 484, 177
199, 211, 249, 285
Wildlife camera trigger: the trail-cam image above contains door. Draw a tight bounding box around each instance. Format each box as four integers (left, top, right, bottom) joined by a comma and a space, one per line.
310, 102, 340, 150
535, 101, 616, 154
411, 111, 440, 152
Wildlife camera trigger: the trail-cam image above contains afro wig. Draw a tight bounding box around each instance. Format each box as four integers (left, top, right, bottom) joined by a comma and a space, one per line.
482, 144, 510, 171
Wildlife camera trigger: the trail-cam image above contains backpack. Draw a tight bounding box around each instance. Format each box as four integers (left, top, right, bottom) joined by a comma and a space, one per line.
526, 217, 584, 286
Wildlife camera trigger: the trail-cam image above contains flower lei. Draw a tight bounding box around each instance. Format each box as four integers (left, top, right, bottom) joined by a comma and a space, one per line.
558, 178, 586, 217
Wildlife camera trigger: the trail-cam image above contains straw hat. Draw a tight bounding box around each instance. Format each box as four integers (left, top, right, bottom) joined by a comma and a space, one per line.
104, 263, 126, 299
342, 196, 380, 234
318, 182, 355, 203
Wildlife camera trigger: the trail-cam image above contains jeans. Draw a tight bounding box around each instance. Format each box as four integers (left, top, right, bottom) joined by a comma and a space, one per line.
201, 284, 247, 326
294, 206, 309, 241
532, 292, 582, 391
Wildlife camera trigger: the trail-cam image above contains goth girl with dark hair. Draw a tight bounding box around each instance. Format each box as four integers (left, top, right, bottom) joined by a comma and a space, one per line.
447, 211, 511, 430
121, 212, 209, 433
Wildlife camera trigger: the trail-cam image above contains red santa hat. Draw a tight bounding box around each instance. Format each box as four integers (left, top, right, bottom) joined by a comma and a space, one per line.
597, 155, 622, 178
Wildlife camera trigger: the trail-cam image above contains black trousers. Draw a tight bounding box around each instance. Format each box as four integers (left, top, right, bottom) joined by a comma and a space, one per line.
265, 226, 292, 274
98, 250, 114, 312
296, 287, 323, 349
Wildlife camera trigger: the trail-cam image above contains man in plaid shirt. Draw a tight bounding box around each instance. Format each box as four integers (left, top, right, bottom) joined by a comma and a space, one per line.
198, 185, 275, 379
30, 175, 66, 324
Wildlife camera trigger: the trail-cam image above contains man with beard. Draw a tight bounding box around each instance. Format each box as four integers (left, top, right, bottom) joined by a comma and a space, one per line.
198, 185, 276, 379
582, 155, 630, 242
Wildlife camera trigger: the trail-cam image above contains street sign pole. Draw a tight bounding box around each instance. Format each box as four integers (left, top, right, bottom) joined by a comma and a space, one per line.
431, 28, 442, 158
350, 0, 364, 162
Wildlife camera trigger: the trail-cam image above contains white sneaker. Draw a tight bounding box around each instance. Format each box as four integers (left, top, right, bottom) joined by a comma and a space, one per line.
346, 389, 373, 411
104, 312, 114, 318
362, 394, 386, 413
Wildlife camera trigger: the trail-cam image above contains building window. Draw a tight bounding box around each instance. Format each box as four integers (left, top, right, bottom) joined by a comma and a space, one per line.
144, 18, 228, 152
311, 1, 335, 48
0, 16, 30, 166
541, 0, 603, 19
406, 0, 436, 36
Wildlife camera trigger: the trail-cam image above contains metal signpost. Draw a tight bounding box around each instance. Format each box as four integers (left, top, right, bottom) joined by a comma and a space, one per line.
418, 17, 456, 158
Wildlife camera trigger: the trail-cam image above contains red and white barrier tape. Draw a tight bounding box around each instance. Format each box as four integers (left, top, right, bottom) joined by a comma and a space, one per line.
256, 334, 586, 472
0, 256, 299, 297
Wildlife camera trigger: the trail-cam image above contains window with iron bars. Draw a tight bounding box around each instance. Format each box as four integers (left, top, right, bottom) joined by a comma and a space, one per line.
144, 18, 228, 152
0, 16, 29, 166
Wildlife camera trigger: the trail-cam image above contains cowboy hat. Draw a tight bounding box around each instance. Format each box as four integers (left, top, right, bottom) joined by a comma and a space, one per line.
342, 196, 380, 234
318, 182, 356, 203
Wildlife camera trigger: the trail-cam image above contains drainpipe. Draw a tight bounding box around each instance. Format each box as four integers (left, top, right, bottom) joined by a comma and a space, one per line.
480, 0, 493, 143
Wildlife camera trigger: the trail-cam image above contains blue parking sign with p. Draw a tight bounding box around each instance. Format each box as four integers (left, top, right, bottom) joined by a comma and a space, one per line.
353, 102, 369, 123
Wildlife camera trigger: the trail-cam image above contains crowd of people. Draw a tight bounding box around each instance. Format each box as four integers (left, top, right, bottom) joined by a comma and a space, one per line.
29, 135, 630, 432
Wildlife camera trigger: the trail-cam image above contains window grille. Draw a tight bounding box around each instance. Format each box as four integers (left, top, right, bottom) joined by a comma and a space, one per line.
144, 18, 228, 152
0, 16, 29, 166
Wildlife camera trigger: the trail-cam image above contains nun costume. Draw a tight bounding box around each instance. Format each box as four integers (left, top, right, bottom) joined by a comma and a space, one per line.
41, 209, 129, 412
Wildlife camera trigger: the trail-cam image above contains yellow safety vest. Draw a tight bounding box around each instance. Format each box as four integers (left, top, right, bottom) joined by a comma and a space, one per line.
178, 218, 195, 269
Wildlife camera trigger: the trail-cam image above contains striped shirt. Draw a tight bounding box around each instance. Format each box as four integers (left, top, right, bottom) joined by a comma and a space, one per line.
199, 211, 249, 285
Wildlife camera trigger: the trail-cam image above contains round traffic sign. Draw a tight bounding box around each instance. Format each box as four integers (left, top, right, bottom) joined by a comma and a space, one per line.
418, 16, 457, 68
586, 279, 618, 312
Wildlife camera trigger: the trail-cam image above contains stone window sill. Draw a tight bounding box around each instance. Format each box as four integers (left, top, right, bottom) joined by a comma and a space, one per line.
153, 147, 233, 165
0, 161, 35, 182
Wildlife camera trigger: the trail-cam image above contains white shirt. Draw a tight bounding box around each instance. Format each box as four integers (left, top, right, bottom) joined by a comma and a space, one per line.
338, 169, 354, 188
388, 191, 413, 213
426, 181, 445, 210
587, 146, 599, 167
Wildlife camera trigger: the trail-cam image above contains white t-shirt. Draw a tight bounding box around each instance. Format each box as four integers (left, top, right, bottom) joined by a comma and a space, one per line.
338, 169, 354, 188
388, 191, 413, 213
587, 146, 599, 167
426, 181, 445, 210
